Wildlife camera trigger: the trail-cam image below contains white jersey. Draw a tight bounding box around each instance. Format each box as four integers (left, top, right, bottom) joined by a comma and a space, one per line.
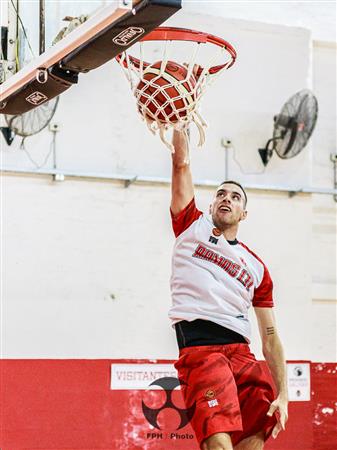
168, 198, 274, 342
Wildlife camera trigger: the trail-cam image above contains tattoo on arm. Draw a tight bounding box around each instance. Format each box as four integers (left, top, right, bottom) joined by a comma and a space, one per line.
266, 326, 275, 335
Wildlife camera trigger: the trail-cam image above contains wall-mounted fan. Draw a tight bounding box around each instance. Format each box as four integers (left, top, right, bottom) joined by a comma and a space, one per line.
4, 97, 59, 140
258, 89, 318, 166
0, 0, 61, 145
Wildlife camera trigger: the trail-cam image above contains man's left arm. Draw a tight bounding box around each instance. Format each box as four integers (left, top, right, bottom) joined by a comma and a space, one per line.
254, 306, 289, 439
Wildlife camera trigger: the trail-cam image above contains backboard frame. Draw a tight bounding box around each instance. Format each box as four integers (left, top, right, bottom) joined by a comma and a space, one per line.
0, 0, 182, 115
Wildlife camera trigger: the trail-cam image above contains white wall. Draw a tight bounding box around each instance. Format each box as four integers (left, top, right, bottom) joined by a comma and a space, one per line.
2, 174, 336, 361
1, 175, 315, 359
312, 41, 336, 190
1, 6, 336, 362
183, 0, 336, 42
2, 1, 335, 41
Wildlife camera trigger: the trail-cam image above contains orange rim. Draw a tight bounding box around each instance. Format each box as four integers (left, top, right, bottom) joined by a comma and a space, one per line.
116, 26, 237, 75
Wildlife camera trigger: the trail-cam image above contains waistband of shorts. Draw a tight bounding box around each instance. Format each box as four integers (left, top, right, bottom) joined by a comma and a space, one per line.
178, 342, 250, 357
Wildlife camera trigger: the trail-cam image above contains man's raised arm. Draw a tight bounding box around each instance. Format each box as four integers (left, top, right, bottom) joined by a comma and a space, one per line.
170, 129, 195, 216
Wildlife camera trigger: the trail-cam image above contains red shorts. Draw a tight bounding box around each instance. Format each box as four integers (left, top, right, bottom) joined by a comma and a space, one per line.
174, 343, 277, 448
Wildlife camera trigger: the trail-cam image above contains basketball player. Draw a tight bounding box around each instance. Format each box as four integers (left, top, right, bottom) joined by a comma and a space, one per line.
169, 130, 288, 450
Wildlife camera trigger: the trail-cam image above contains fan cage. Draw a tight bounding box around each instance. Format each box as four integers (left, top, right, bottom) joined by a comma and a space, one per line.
273, 89, 318, 159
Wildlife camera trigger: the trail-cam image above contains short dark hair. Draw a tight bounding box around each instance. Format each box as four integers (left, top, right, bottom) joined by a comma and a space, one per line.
217, 180, 247, 207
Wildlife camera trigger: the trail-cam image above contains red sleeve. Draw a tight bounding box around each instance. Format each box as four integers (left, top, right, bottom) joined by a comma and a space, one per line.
252, 265, 274, 307
170, 198, 202, 238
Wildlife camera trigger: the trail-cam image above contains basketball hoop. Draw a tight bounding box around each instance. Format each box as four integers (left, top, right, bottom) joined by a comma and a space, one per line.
116, 27, 237, 150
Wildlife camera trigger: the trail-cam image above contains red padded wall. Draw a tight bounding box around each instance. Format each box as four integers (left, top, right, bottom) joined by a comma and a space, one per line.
0, 360, 336, 450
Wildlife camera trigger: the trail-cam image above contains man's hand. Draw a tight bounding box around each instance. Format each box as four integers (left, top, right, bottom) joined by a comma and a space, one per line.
267, 395, 288, 438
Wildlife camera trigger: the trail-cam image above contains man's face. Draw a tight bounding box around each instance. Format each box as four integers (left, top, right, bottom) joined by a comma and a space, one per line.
210, 183, 247, 230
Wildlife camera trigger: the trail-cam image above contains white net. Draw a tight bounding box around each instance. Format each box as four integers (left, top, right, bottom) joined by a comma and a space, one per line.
116, 28, 236, 151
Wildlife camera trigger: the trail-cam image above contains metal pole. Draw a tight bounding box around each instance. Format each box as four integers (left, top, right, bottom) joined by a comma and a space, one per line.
39, 0, 45, 55
331, 154, 337, 202
6, 0, 18, 75
52, 131, 57, 170
225, 149, 228, 179
2, 166, 337, 197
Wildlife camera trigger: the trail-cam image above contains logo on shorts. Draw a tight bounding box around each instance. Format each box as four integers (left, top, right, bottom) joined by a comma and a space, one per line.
112, 27, 145, 46
207, 399, 219, 408
142, 377, 196, 430
26, 91, 48, 105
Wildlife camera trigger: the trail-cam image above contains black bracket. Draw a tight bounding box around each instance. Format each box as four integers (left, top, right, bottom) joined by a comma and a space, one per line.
1, 126, 15, 145
51, 65, 79, 84
258, 137, 277, 166
258, 147, 273, 166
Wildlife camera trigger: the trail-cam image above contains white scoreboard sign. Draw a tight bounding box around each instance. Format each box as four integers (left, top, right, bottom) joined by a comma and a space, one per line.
110, 363, 178, 390
287, 362, 311, 401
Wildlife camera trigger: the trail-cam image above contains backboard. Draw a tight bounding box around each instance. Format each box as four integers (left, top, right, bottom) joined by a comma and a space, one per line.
0, 0, 182, 115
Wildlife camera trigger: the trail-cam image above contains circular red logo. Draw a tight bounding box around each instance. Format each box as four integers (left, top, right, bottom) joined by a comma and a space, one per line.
166, 62, 179, 72
205, 389, 215, 399
212, 228, 222, 237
